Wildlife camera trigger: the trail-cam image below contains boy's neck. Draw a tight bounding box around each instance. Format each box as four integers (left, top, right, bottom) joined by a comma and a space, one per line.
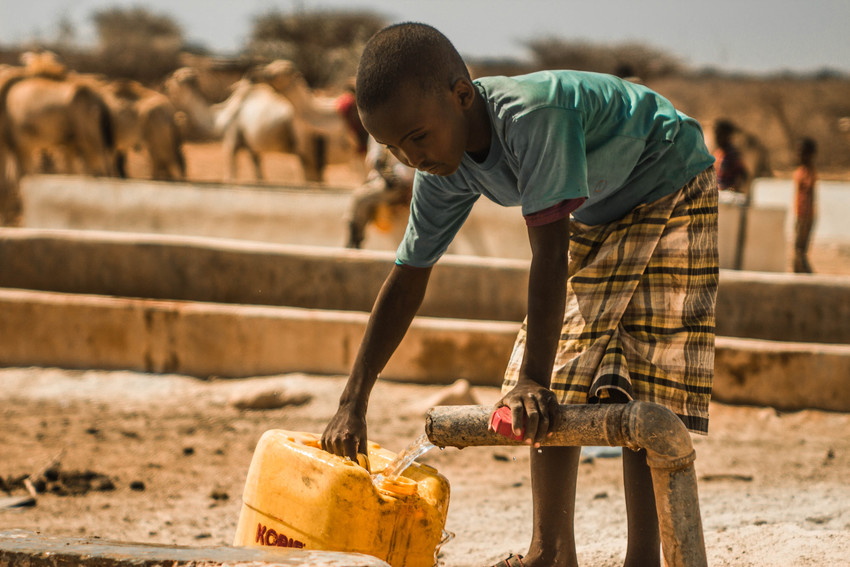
465, 88, 492, 163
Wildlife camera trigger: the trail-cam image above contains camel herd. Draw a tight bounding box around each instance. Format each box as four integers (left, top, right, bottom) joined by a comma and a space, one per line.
0, 52, 367, 224
162, 62, 363, 182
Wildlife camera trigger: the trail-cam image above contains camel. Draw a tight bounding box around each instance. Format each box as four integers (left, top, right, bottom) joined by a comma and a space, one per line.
260, 60, 365, 179
0, 68, 115, 179
0, 67, 23, 225
93, 78, 185, 180
164, 67, 326, 182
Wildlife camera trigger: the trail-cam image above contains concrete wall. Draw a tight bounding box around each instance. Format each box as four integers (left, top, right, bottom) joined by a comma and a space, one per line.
21, 175, 783, 269
19, 175, 530, 260
714, 337, 850, 413
2, 288, 847, 412
716, 270, 850, 344
4, 227, 849, 344
0, 228, 529, 323
717, 199, 787, 272
0, 288, 517, 385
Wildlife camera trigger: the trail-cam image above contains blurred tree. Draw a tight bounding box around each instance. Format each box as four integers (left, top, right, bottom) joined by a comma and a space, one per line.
526, 37, 682, 79
90, 7, 185, 83
55, 15, 77, 49
246, 9, 386, 88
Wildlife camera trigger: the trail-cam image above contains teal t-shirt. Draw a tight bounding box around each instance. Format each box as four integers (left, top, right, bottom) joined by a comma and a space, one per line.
396, 70, 715, 267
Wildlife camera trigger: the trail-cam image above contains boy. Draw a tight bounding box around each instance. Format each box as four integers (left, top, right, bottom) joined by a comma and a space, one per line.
793, 137, 817, 273
321, 22, 718, 567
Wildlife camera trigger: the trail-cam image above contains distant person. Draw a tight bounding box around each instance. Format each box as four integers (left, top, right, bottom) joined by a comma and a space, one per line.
321, 22, 718, 567
345, 137, 414, 249
713, 119, 749, 194
793, 137, 818, 273
336, 84, 370, 155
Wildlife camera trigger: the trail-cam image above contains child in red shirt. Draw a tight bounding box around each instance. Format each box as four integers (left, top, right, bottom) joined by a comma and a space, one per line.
793, 138, 818, 273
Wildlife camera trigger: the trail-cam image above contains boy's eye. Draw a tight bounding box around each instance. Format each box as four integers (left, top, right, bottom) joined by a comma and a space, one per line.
411, 133, 426, 142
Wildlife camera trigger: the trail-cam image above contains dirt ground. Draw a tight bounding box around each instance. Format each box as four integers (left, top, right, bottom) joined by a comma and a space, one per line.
0, 368, 848, 567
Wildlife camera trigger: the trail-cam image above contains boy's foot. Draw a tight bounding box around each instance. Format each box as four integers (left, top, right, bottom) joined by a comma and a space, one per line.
490, 554, 524, 567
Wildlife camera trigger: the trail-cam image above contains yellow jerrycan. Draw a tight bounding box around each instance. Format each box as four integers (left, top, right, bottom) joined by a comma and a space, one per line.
233, 429, 450, 567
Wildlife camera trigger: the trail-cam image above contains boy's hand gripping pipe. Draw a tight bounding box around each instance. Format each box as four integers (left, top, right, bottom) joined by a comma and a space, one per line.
425, 401, 707, 567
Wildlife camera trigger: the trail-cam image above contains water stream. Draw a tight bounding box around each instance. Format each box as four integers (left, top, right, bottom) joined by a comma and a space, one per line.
371, 433, 436, 485
371, 433, 452, 566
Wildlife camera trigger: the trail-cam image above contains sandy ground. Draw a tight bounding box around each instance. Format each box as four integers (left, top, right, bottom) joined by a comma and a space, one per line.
1, 367, 849, 567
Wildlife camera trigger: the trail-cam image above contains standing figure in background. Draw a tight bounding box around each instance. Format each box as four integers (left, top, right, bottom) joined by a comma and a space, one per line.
345, 137, 414, 249
336, 84, 370, 156
793, 137, 818, 273
713, 119, 749, 195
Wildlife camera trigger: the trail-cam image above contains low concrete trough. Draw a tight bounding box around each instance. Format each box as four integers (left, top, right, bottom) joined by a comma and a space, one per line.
0, 529, 389, 567
3, 227, 850, 344
2, 286, 848, 412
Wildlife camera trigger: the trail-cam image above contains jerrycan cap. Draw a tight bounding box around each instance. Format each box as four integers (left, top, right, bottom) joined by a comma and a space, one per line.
377, 475, 417, 497
490, 406, 525, 441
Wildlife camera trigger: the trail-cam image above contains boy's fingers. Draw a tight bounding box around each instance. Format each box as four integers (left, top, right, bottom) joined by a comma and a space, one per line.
342, 436, 359, 463
535, 403, 551, 445
510, 404, 525, 436
522, 397, 541, 443
548, 397, 561, 436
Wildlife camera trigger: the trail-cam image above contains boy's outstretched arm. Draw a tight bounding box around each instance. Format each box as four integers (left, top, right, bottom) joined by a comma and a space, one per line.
496, 216, 570, 446
321, 263, 432, 462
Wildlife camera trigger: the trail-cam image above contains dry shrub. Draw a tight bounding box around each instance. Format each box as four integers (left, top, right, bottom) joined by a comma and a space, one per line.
245, 9, 386, 88
525, 37, 683, 79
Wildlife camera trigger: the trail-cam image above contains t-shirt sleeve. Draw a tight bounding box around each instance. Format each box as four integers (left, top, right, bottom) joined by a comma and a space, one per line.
395, 173, 480, 267
510, 106, 590, 215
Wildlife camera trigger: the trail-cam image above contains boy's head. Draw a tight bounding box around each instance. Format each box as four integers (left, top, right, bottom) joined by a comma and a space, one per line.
355, 22, 470, 115
354, 22, 480, 176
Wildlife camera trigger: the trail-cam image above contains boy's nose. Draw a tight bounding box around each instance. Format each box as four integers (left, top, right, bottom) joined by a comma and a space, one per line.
401, 147, 425, 169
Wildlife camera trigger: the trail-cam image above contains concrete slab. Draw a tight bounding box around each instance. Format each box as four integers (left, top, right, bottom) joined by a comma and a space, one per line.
1, 288, 849, 411
0, 529, 389, 566
716, 269, 850, 344
21, 174, 784, 269
0, 288, 517, 385
18, 175, 529, 260
0, 227, 529, 323
715, 337, 850, 412
4, 227, 850, 344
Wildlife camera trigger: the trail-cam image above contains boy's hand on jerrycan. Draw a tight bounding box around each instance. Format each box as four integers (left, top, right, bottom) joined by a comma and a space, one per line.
321, 405, 370, 470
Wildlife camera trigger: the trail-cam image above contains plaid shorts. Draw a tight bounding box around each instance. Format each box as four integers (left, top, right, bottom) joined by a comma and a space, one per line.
502, 167, 719, 434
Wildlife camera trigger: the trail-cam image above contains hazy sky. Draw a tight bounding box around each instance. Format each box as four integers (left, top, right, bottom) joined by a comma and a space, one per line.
2, 0, 849, 74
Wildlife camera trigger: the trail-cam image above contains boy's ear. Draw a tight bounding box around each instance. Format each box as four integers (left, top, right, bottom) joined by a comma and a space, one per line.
452, 78, 476, 110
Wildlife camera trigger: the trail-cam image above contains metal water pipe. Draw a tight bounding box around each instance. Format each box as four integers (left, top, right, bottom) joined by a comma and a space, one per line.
425, 401, 707, 567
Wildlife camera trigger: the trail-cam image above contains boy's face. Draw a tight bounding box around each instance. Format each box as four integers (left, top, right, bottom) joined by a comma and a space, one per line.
360, 80, 471, 176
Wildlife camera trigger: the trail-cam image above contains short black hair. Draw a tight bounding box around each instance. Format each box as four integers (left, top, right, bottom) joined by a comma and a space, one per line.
798, 137, 817, 155
355, 22, 470, 114
713, 119, 737, 141
798, 137, 817, 162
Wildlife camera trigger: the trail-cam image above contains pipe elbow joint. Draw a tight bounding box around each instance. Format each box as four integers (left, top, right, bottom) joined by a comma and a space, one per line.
626, 401, 696, 471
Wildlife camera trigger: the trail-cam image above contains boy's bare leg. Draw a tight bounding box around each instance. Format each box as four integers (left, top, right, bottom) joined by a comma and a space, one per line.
622, 447, 661, 566
524, 445, 582, 567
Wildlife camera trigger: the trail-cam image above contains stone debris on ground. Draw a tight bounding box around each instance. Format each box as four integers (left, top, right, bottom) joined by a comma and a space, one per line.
416, 379, 479, 413
228, 387, 313, 410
